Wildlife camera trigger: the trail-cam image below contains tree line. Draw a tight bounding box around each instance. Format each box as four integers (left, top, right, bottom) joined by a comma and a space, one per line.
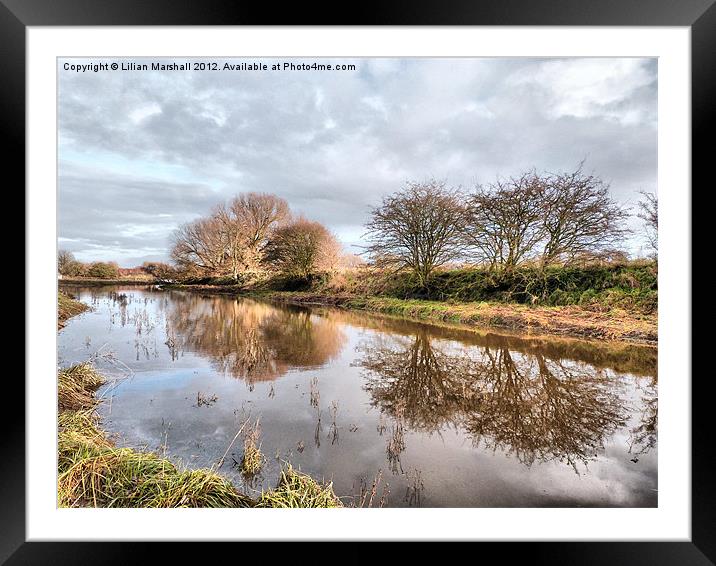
365, 165, 657, 286
58, 164, 657, 285
57, 253, 174, 279
57, 252, 120, 279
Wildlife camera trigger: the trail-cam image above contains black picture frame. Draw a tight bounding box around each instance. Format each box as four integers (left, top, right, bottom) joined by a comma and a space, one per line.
8, 0, 712, 561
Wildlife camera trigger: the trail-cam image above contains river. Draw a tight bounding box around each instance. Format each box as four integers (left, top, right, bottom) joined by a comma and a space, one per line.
57, 285, 657, 507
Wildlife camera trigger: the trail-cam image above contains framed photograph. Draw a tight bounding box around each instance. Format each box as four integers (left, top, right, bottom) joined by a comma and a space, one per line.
10, 0, 711, 561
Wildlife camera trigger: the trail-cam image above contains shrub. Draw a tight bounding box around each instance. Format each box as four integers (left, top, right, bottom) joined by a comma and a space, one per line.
86, 261, 119, 279
264, 261, 658, 314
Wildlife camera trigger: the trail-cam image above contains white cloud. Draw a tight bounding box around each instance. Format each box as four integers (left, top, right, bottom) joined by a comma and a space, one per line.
128, 102, 162, 124
511, 58, 656, 125
361, 95, 388, 118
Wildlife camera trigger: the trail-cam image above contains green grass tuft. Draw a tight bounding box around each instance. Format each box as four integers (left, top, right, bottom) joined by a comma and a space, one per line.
57, 414, 253, 508
57, 361, 340, 508
256, 465, 342, 508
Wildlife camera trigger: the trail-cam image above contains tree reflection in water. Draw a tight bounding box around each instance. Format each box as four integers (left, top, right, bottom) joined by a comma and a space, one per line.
164, 293, 346, 385
360, 330, 646, 472
629, 376, 658, 457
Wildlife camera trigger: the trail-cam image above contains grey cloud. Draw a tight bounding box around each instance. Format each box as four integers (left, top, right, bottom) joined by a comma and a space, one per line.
59, 164, 221, 263
59, 57, 657, 265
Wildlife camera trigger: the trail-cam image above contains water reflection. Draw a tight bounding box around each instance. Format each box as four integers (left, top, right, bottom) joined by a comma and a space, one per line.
59, 286, 658, 506
629, 376, 658, 457
360, 329, 635, 470
164, 293, 347, 384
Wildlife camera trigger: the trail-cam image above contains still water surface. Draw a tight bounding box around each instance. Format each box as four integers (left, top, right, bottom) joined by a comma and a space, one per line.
58, 286, 657, 507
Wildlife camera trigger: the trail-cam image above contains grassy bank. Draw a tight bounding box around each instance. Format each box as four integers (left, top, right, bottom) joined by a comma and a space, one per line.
253, 291, 657, 343
57, 295, 341, 508
58, 291, 89, 329
178, 262, 657, 313
167, 262, 657, 343
295, 262, 658, 314
57, 363, 341, 508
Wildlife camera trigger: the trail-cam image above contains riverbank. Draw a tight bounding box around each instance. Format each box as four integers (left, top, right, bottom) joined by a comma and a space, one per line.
267, 292, 658, 344
60, 261, 658, 343
59, 277, 156, 286
161, 263, 657, 344
58, 291, 89, 329
57, 293, 341, 508
165, 285, 657, 344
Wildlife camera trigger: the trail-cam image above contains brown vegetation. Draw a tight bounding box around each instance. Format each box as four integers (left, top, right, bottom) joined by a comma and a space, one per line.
58, 291, 89, 329
172, 192, 304, 280
263, 217, 341, 278
256, 291, 657, 343
169, 193, 342, 282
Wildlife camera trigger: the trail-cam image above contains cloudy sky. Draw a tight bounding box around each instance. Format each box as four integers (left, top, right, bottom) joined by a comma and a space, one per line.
58, 57, 657, 266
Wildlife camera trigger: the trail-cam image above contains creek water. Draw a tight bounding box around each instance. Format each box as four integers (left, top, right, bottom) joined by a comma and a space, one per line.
58, 285, 657, 507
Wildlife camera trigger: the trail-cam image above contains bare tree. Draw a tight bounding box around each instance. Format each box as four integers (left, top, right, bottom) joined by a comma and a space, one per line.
233, 193, 290, 268
58, 249, 76, 275
464, 171, 546, 271
170, 216, 228, 275
174, 193, 290, 279
216, 193, 290, 278
636, 191, 658, 256
58, 249, 86, 276
58, 249, 74, 273
213, 203, 245, 280
364, 180, 467, 287
539, 167, 630, 267
263, 218, 341, 278
464, 166, 630, 271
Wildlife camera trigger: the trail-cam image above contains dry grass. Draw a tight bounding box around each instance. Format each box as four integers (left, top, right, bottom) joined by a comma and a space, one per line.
58, 291, 89, 329
239, 419, 264, 476
56, 288, 341, 508
58, 410, 253, 508
259, 292, 657, 343
57, 362, 342, 508
56, 364, 252, 508
58, 363, 103, 411
59, 277, 154, 286
351, 469, 389, 508
256, 465, 341, 508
